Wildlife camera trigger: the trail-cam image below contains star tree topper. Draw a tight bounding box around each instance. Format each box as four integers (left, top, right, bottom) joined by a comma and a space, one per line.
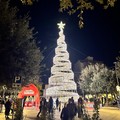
57, 21, 65, 31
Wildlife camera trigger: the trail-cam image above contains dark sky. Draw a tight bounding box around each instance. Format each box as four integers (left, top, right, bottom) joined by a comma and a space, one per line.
15, 0, 120, 69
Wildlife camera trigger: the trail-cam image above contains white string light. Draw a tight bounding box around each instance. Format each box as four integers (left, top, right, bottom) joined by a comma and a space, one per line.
46, 21, 79, 102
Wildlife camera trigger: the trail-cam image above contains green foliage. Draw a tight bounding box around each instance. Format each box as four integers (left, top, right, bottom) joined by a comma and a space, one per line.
18, 0, 117, 29
59, 0, 117, 28
39, 111, 47, 120
92, 99, 101, 120
14, 99, 23, 120
0, 0, 44, 85
20, 0, 33, 5
39, 108, 55, 120
83, 114, 91, 120
89, 97, 94, 102
79, 63, 114, 95
0, 0, 17, 84
82, 98, 101, 120
115, 55, 120, 80
40, 90, 43, 96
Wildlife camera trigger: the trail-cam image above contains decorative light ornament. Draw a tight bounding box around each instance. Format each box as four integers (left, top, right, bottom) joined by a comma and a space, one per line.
46, 21, 79, 103
57, 21, 65, 31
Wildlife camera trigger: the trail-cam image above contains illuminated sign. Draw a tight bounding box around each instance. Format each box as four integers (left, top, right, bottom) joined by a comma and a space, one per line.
24, 90, 34, 95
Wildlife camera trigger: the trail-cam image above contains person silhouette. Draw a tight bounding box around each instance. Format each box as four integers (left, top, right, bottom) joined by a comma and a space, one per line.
56, 98, 59, 109
5, 98, 11, 119
60, 103, 69, 120
48, 96, 53, 114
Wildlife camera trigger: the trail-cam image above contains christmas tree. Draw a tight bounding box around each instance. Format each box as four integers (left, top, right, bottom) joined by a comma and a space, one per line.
46, 21, 79, 102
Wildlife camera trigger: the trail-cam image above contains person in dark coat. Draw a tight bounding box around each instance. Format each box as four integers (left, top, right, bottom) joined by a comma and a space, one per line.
67, 98, 77, 120
37, 98, 43, 117
56, 98, 59, 109
5, 99, 11, 119
60, 103, 69, 120
48, 96, 53, 114
78, 96, 84, 118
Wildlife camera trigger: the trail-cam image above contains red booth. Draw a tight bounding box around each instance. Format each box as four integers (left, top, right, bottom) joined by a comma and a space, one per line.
18, 84, 40, 108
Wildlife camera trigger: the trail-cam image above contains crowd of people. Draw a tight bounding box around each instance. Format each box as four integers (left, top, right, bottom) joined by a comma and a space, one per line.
0, 95, 115, 120
1, 95, 119, 120
36, 96, 108, 120
60, 97, 77, 120
37, 96, 59, 117
0, 96, 15, 119
36, 96, 86, 120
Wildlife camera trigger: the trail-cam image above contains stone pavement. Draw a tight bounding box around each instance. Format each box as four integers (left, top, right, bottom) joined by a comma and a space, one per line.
99, 107, 120, 120
23, 106, 120, 120
0, 107, 13, 120
0, 106, 120, 120
0, 112, 13, 120
54, 109, 80, 120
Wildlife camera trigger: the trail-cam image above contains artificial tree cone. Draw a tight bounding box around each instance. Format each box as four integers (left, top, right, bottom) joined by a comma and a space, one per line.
46, 21, 79, 102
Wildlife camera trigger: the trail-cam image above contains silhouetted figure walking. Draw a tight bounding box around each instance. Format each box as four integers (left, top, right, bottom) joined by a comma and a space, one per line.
56, 98, 59, 109
5, 99, 11, 119
37, 98, 43, 117
78, 96, 83, 118
48, 96, 53, 114
60, 103, 69, 120
67, 98, 77, 120
59, 101, 61, 111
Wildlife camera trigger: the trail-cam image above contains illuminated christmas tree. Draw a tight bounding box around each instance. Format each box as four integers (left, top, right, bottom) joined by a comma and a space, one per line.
46, 21, 79, 102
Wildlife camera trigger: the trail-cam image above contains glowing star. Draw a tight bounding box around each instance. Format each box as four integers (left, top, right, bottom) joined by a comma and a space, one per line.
57, 21, 65, 31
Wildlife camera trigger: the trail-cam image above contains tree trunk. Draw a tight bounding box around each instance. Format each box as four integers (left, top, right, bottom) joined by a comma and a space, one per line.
105, 92, 109, 106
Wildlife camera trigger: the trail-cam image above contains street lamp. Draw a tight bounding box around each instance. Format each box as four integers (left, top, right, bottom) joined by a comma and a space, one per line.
2, 85, 7, 99
114, 62, 120, 99
114, 62, 119, 86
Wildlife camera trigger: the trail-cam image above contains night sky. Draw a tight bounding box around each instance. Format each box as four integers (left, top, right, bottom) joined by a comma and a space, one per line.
14, 0, 120, 70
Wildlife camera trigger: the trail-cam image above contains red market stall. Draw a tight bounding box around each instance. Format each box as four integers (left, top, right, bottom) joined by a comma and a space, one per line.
18, 84, 40, 108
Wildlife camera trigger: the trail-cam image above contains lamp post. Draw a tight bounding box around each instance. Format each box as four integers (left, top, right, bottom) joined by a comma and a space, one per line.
2, 85, 7, 100
114, 62, 119, 86
114, 62, 120, 100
